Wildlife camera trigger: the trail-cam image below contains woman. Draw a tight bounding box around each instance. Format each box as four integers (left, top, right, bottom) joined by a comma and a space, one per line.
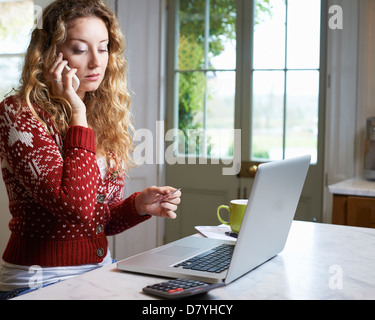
0, 0, 181, 299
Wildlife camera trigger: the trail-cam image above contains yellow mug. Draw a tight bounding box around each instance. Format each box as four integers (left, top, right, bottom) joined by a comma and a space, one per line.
217, 199, 248, 234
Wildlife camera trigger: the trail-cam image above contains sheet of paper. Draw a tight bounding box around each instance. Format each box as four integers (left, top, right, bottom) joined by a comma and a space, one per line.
195, 225, 237, 241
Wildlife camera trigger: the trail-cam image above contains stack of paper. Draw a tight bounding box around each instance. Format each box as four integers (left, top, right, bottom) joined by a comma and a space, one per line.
194, 225, 237, 241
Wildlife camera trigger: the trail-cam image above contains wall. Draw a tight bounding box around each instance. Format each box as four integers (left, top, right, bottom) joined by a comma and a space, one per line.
111, 0, 165, 259
323, 0, 375, 222
364, 1, 375, 118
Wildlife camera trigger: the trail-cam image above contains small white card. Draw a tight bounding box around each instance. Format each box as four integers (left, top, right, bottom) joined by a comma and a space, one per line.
195, 225, 237, 241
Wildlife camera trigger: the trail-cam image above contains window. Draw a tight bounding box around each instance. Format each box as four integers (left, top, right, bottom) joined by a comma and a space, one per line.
0, 0, 35, 101
251, 0, 321, 163
175, 0, 237, 159
169, 0, 323, 164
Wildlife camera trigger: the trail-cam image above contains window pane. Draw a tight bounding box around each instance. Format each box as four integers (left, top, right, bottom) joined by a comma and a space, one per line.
287, 0, 321, 69
0, 1, 34, 54
286, 71, 319, 163
178, 71, 206, 155
0, 57, 23, 101
251, 0, 321, 163
209, 0, 236, 70
253, 0, 286, 69
178, 0, 206, 70
252, 71, 285, 161
206, 71, 236, 157
176, 0, 237, 158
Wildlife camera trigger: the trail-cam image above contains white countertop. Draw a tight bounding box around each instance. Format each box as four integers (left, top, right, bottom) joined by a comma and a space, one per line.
15, 221, 375, 301
328, 177, 375, 197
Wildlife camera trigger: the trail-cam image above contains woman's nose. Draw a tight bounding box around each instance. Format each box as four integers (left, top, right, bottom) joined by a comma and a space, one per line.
89, 52, 101, 68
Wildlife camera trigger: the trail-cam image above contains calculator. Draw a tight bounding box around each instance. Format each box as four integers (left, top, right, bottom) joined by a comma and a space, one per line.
142, 278, 225, 299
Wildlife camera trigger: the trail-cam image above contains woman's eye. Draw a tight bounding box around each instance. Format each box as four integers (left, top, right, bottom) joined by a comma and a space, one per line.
73, 49, 86, 54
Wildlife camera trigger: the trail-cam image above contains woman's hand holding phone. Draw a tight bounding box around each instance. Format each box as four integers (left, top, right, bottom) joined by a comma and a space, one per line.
63, 65, 80, 92
49, 52, 88, 127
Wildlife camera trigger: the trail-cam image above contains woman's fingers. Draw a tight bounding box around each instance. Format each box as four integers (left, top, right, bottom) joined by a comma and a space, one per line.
49, 53, 78, 92
135, 186, 182, 220
161, 201, 178, 212
62, 67, 78, 90
159, 188, 181, 219
49, 53, 67, 83
48, 53, 63, 75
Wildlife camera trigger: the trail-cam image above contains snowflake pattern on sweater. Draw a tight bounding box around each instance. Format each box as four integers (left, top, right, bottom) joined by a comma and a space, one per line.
0, 96, 150, 267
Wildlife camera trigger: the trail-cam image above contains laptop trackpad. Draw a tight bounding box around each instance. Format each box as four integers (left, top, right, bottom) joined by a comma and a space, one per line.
153, 245, 199, 257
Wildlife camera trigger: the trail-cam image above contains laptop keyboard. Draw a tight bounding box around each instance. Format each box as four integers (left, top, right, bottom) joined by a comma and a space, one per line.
173, 244, 234, 273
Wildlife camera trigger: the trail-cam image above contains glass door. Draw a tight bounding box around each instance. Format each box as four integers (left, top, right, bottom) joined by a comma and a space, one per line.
165, 0, 326, 242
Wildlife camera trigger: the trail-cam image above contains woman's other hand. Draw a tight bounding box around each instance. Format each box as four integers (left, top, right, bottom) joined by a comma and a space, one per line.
135, 186, 182, 219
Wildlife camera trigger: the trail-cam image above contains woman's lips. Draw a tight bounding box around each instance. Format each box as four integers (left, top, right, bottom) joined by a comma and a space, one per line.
85, 74, 100, 81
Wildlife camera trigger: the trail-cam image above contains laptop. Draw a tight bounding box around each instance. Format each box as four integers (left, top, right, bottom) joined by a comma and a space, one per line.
117, 155, 311, 284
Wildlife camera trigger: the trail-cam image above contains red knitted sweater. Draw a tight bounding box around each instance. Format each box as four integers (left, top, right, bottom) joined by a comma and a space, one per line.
0, 95, 150, 267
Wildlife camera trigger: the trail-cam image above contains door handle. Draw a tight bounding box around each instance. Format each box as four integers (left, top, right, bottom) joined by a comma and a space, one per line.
238, 161, 261, 178
248, 165, 258, 175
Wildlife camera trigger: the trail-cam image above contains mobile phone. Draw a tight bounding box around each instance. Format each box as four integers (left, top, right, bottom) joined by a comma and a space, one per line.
62, 65, 80, 91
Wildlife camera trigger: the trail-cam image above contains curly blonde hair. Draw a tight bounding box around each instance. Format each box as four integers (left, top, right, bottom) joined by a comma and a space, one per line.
16, 0, 135, 174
